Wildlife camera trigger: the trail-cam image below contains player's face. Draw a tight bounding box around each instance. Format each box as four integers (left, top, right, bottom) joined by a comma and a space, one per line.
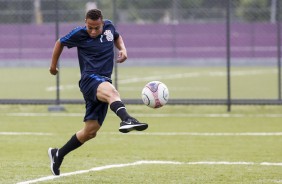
85, 18, 103, 38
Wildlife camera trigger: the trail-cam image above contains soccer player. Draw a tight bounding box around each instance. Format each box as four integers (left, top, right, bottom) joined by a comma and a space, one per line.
48, 9, 148, 176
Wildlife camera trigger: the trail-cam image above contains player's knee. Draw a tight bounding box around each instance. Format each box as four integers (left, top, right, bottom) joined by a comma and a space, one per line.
89, 132, 97, 139
107, 89, 121, 103
86, 131, 97, 140
100, 88, 120, 103
82, 120, 101, 141
98, 83, 118, 100
111, 88, 120, 98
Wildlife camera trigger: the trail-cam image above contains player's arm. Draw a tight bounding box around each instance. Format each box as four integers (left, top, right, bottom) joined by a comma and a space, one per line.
114, 35, 127, 63
49, 39, 64, 75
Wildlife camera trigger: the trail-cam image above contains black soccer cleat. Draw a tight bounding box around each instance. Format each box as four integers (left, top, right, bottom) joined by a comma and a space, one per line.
48, 148, 63, 176
119, 118, 148, 133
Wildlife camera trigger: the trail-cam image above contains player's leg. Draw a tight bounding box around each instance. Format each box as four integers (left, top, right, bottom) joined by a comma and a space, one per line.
48, 75, 107, 176
48, 120, 100, 175
96, 80, 122, 103
97, 81, 148, 133
76, 120, 101, 142
48, 133, 83, 176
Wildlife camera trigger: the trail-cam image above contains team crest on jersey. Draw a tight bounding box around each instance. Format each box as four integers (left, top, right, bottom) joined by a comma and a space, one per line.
104, 30, 113, 41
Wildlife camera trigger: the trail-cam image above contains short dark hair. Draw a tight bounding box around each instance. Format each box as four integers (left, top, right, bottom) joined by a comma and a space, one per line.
86, 9, 103, 20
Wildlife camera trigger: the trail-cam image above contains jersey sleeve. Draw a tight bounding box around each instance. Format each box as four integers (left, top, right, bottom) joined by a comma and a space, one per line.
59, 27, 82, 48
114, 30, 119, 40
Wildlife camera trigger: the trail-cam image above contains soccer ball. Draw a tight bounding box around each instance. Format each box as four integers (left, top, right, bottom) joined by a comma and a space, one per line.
141, 81, 169, 108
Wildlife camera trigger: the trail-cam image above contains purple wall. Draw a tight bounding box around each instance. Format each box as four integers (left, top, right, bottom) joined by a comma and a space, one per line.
0, 23, 279, 60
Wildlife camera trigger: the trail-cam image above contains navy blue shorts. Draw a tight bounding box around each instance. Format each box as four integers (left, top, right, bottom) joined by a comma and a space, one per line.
79, 73, 112, 126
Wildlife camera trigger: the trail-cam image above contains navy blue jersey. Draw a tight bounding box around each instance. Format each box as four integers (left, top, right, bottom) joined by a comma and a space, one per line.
60, 20, 119, 78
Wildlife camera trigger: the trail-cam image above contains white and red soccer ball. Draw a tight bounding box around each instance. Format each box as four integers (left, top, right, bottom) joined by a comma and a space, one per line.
141, 81, 169, 108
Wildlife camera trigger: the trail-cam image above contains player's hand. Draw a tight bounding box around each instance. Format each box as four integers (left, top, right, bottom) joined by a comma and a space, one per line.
116, 49, 127, 63
49, 66, 59, 75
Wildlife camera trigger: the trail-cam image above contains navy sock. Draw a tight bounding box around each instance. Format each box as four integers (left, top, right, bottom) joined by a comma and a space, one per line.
58, 134, 83, 159
110, 101, 131, 121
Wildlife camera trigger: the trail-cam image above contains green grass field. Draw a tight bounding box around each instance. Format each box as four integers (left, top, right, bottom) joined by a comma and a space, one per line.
0, 66, 281, 183
0, 66, 279, 99
1, 104, 282, 183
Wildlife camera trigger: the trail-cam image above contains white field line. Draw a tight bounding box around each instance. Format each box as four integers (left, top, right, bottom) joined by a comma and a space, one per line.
46, 84, 78, 92
115, 86, 204, 91
119, 73, 198, 84
1, 131, 282, 137
17, 160, 282, 184
4, 112, 282, 118
119, 69, 276, 84
48, 86, 207, 92
5, 112, 85, 117
122, 70, 276, 84
106, 132, 282, 136
0, 132, 52, 136
45, 69, 276, 91
267, 180, 282, 184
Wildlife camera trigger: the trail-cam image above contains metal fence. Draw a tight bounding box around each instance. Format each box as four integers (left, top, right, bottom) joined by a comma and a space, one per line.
0, 0, 281, 110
